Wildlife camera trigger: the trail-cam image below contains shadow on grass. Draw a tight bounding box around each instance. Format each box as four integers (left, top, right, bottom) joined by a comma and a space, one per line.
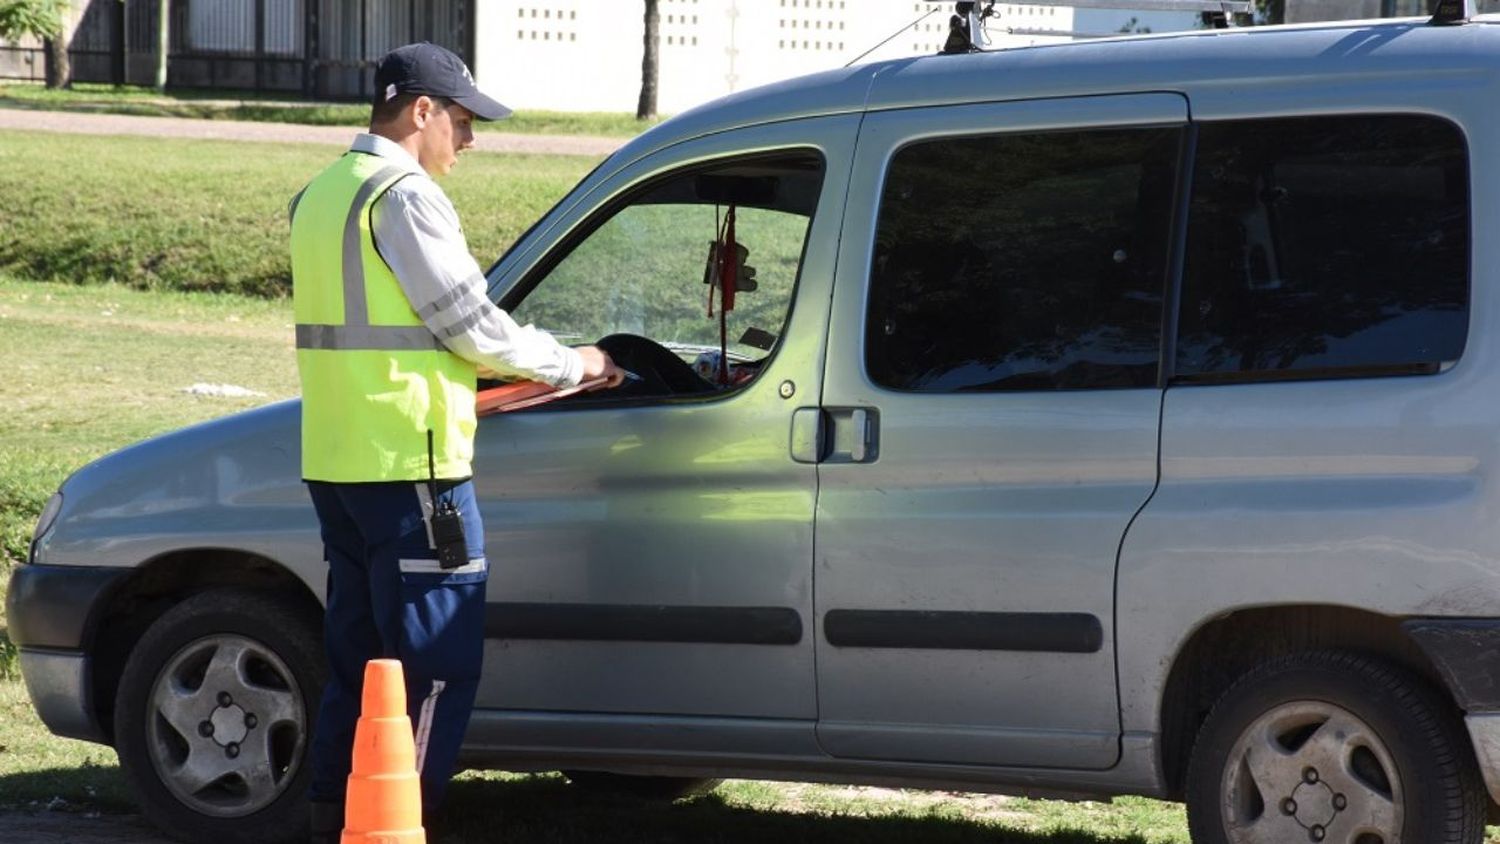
437, 775, 1158, 844
0, 766, 1158, 843
0, 766, 135, 814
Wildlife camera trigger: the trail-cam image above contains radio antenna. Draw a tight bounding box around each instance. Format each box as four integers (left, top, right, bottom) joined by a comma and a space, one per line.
844, 7, 943, 67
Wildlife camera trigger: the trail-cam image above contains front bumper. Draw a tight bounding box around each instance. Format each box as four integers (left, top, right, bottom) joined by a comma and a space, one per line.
18, 648, 103, 742
7, 564, 130, 745
7, 563, 128, 649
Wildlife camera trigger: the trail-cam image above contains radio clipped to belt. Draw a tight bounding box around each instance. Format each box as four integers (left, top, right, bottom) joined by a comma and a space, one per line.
425, 429, 467, 569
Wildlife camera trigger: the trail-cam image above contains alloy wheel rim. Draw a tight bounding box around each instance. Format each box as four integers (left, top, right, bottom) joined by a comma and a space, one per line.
145, 634, 306, 818
1221, 700, 1403, 844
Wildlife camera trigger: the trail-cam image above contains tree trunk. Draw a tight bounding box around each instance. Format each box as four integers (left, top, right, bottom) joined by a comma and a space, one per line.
156, 0, 170, 91
636, 0, 659, 120
42, 2, 76, 90
43, 36, 69, 89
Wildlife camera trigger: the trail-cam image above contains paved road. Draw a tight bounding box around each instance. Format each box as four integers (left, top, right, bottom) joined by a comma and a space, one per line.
0, 108, 625, 157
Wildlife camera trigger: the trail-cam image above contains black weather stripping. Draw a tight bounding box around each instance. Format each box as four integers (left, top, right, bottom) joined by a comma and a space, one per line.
486, 603, 803, 645
824, 610, 1103, 653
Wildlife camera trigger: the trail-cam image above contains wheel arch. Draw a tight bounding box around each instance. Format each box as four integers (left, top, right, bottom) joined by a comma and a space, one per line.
87, 549, 323, 744
1156, 603, 1449, 801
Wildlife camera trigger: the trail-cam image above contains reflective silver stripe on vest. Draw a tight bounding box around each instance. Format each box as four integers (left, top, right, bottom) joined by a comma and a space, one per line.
295, 324, 444, 351
342, 164, 409, 327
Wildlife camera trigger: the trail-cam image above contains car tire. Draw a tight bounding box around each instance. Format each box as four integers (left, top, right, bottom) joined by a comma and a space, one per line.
562, 770, 722, 800
1185, 650, 1485, 844
114, 588, 324, 844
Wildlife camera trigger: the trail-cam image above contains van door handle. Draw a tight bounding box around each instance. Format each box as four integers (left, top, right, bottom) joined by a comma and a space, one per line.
790, 407, 825, 464
826, 407, 879, 464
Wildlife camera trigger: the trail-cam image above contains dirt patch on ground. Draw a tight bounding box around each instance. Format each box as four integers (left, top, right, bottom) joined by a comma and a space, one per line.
0, 108, 623, 157
0, 812, 174, 843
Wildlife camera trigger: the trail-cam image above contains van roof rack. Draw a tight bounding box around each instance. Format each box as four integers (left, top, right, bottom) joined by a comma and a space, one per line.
923, 0, 1254, 54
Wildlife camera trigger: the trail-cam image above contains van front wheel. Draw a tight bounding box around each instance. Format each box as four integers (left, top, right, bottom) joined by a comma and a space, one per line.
114, 589, 323, 844
1185, 651, 1484, 844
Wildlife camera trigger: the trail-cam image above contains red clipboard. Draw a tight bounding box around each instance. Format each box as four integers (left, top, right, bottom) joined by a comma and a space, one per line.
476, 376, 610, 416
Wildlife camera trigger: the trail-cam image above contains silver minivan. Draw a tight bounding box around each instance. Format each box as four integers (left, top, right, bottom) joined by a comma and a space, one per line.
13, 14, 1500, 844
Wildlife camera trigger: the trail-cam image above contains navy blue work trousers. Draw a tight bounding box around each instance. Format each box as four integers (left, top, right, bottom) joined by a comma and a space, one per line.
305, 479, 486, 811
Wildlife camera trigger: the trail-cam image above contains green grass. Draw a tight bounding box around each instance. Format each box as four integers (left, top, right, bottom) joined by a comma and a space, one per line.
433, 774, 1190, 843
0, 130, 598, 298
0, 81, 663, 137
0, 277, 300, 561
0, 276, 302, 681
0, 679, 135, 812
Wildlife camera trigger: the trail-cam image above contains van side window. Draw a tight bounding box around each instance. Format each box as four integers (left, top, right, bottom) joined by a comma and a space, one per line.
507, 152, 824, 400
1176, 115, 1469, 382
865, 127, 1180, 392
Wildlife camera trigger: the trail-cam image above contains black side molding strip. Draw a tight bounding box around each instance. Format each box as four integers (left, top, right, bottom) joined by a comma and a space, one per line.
824, 610, 1104, 653
486, 603, 803, 645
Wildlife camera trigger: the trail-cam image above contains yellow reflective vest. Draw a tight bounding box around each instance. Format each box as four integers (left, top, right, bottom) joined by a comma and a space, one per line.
290, 152, 477, 482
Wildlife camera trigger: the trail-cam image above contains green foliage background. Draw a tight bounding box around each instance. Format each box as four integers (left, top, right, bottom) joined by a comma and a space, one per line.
0, 0, 69, 42
0, 130, 599, 297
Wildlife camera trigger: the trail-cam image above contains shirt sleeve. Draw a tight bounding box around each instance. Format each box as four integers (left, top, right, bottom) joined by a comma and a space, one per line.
372, 180, 584, 388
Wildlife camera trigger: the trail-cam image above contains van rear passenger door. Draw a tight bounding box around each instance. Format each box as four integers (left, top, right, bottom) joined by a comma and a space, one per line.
813, 94, 1186, 770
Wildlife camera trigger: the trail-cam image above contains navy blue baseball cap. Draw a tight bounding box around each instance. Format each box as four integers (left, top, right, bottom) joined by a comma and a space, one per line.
373, 42, 511, 121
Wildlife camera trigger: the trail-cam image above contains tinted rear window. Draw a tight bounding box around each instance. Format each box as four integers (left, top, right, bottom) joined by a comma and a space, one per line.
866, 127, 1180, 392
1176, 115, 1469, 382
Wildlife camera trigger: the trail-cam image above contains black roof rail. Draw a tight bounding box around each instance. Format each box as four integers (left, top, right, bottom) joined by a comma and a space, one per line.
921, 0, 1255, 54
1430, 0, 1475, 25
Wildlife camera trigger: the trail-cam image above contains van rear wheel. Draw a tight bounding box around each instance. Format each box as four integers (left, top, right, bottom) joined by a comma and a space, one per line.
1185, 651, 1484, 844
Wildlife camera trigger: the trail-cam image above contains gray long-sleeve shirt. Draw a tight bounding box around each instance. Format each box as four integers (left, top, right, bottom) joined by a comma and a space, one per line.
351, 133, 584, 387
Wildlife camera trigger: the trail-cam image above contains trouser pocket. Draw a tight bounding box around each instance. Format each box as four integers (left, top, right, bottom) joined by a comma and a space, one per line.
396, 558, 487, 681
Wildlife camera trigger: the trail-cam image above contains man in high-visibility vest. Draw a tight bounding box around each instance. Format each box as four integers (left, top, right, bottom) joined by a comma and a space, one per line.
291, 42, 623, 842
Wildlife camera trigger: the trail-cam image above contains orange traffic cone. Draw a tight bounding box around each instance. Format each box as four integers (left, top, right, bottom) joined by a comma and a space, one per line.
342, 659, 425, 844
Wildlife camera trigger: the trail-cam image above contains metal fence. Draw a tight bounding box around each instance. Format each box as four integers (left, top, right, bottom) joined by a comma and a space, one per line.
0, 0, 472, 100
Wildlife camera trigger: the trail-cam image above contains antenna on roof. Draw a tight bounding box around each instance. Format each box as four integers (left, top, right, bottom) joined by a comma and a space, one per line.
1429, 0, 1475, 25
844, 6, 944, 67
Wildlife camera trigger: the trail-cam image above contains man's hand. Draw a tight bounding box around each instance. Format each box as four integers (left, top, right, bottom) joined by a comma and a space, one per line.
576, 345, 627, 388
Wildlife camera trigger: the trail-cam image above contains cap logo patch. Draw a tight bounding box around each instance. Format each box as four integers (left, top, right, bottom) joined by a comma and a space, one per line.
384, 83, 398, 102
461, 65, 474, 85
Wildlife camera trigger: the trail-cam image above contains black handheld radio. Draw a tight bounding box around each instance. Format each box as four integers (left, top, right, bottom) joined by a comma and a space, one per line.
427, 430, 467, 569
